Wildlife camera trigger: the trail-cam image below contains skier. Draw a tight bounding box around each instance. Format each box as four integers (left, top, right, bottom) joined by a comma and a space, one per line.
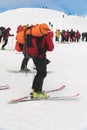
55, 29, 60, 42
20, 24, 30, 71
69, 29, 75, 42
1, 27, 14, 50
15, 25, 30, 71
0, 26, 5, 42
75, 30, 81, 42
31, 31, 54, 98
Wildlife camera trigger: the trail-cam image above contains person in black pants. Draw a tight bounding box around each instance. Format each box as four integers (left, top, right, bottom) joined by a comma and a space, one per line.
32, 56, 47, 92
31, 31, 54, 98
1, 27, 14, 50
19, 43, 30, 71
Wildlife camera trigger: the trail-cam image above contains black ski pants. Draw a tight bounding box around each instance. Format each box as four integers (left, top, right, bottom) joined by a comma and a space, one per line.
21, 57, 30, 70
2, 39, 8, 49
19, 43, 30, 70
32, 56, 47, 92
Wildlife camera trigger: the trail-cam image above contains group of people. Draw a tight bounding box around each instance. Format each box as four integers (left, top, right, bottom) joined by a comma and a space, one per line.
55, 29, 81, 43
0, 26, 14, 50
0, 24, 54, 99
15, 24, 51, 72
15, 24, 54, 99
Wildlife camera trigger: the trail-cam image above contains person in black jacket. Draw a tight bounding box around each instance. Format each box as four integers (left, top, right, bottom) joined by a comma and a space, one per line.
1, 27, 14, 50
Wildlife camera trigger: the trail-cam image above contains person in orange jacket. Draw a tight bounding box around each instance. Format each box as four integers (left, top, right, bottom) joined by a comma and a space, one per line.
15, 25, 30, 71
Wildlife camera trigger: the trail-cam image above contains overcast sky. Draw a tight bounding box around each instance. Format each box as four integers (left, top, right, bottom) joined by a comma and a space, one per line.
0, 0, 87, 16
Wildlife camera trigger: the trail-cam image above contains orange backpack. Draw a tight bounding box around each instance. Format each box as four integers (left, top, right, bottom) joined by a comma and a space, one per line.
16, 23, 51, 44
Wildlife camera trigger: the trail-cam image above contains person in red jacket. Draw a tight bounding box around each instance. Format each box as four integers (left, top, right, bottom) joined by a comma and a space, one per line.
1, 27, 14, 50
16, 25, 24, 33
30, 31, 54, 98
75, 30, 81, 42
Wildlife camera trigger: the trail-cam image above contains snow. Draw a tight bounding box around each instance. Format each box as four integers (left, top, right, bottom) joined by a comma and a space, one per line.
0, 8, 87, 130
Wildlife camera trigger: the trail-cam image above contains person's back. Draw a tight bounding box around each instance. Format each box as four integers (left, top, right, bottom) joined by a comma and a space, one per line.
26, 31, 54, 57
31, 31, 54, 98
40, 31, 54, 51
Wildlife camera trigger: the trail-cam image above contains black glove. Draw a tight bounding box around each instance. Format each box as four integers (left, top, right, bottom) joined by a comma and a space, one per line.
46, 58, 51, 64
11, 34, 14, 36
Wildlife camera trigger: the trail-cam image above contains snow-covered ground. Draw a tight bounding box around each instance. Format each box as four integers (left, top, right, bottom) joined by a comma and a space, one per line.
0, 8, 87, 130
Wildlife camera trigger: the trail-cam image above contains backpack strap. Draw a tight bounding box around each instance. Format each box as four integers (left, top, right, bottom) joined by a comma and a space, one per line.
36, 36, 46, 55
39, 25, 44, 36
23, 26, 33, 57
25, 27, 33, 48
25, 27, 46, 57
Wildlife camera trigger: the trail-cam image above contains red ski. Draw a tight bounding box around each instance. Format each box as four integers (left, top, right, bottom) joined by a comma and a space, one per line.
8, 85, 66, 103
20, 93, 80, 101
46, 85, 66, 93
9, 93, 80, 104
0, 85, 9, 90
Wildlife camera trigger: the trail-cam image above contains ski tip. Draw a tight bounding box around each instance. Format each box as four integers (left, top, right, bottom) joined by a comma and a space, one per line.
0, 85, 10, 90
5, 85, 10, 89
8, 100, 19, 104
8, 100, 12, 104
62, 85, 66, 88
76, 93, 80, 96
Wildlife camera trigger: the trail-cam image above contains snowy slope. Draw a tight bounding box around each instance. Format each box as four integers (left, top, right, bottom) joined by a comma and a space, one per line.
0, 8, 87, 33
0, 8, 87, 130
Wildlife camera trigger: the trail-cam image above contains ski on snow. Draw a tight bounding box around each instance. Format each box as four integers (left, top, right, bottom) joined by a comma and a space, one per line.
9, 93, 80, 104
0, 85, 9, 90
45, 85, 65, 93
18, 93, 80, 102
9, 85, 66, 103
7, 69, 53, 74
8, 85, 80, 104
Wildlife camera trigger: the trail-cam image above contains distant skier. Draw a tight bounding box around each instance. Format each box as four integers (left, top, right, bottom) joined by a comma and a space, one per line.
55, 29, 61, 42
75, 30, 81, 42
1, 27, 14, 50
69, 29, 75, 42
0, 27, 5, 42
